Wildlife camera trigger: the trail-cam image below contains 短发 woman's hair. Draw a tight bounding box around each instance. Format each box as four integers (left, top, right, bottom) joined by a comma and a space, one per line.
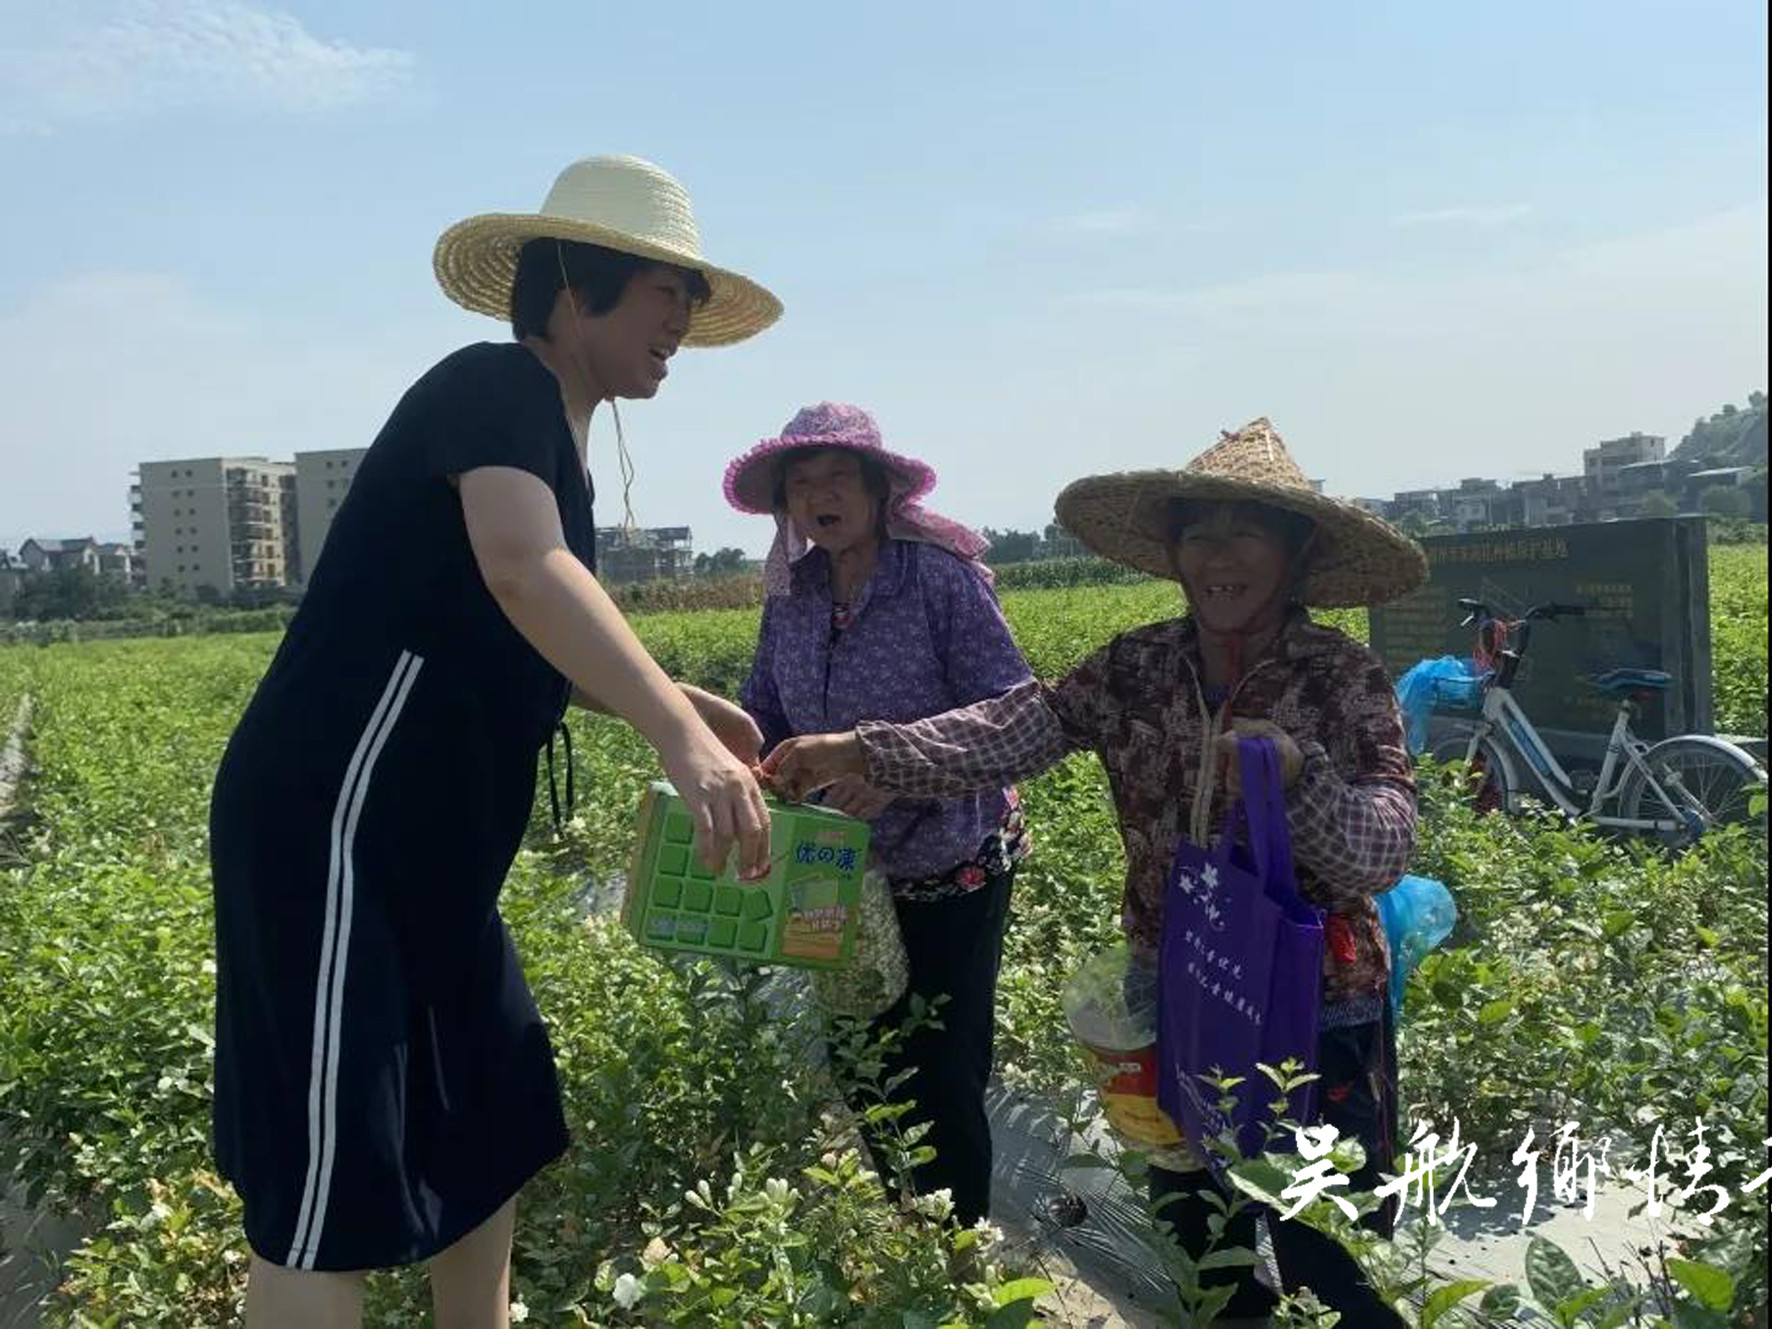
509, 237, 712, 340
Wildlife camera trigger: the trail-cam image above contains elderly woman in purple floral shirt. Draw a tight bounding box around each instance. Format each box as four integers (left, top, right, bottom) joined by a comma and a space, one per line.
723, 402, 1033, 1228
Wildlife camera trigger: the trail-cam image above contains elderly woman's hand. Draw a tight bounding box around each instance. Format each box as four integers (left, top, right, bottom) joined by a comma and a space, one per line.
760, 732, 866, 802
1214, 718, 1305, 791
819, 774, 895, 820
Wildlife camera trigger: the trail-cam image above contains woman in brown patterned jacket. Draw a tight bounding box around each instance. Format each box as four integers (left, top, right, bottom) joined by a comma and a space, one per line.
766, 419, 1428, 1326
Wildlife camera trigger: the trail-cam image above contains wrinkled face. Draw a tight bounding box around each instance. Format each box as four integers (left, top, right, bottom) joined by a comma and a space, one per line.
1170, 502, 1298, 633
783, 449, 879, 555
564, 266, 694, 400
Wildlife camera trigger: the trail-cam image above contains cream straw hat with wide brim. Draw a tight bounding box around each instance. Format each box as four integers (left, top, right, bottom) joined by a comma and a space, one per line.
433, 155, 782, 347
1055, 417, 1428, 608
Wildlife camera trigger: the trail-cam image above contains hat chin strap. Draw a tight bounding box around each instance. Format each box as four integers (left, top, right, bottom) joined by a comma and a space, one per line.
553, 240, 640, 530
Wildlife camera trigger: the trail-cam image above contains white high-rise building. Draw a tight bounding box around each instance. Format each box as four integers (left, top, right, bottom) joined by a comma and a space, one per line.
294, 449, 368, 584
132, 457, 297, 596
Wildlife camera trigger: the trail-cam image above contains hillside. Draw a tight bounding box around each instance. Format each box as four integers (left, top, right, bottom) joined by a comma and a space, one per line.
1674, 393, 1768, 467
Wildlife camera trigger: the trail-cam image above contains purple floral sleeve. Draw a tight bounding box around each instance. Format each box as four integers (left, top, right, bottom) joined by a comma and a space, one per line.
927, 555, 1034, 704
739, 598, 793, 755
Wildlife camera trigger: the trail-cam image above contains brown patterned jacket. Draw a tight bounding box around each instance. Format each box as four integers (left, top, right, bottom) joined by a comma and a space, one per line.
859, 611, 1416, 1020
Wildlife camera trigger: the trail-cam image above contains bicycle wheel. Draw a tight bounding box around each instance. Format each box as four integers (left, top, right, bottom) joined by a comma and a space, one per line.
1618, 737, 1767, 849
1427, 730, 1514, 815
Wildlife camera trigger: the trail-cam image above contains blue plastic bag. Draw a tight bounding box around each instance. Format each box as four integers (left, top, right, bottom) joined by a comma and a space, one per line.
1376, 874, 1457, 1022
1394, 657, 1488, 755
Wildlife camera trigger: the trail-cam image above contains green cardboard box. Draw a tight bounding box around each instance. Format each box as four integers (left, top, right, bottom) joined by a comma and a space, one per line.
622, 781, 872, 969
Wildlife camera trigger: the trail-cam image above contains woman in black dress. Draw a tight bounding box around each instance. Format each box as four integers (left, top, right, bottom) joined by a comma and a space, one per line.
209, 155, 781, 1329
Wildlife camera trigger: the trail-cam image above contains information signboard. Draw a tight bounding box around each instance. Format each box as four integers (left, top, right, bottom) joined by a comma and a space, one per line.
1368, 518, 1712, 748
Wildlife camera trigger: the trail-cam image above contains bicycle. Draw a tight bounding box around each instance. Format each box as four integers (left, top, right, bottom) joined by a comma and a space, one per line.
1427, 598, 1767, 847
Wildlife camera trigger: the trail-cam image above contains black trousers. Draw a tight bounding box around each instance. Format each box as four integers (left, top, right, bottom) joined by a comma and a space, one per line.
837, 869, 1014, 1227
1148, 1012, 1406, 1325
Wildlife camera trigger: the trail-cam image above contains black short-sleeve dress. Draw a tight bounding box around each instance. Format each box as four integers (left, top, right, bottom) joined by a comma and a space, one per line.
209, 342, 596, 1271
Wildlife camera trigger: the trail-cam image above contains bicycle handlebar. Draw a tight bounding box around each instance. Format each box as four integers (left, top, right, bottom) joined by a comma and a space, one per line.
1457, 599, 1589, 629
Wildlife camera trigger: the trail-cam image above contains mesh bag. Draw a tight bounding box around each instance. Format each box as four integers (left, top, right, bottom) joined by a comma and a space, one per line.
809, 870, 909, 1021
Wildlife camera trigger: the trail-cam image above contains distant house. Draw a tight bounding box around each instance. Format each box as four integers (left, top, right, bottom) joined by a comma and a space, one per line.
1686, 466, 1754, 489
1373, 423, 1759, 533
1584, 432, 1665, 494
594, 526, 695, 585
1511, 474, 1586, 527
18, 537, 103, 575
0, 548, 20, 616
96, 542, 140, 584
1389, 489, 1444, 525
1683, 466, 1756, 511
1448, 478, 1505, 531
14, 537, 137, 584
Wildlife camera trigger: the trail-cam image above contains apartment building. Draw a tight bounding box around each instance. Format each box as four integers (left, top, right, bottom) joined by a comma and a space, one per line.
1510, 474, 1587, 526
133, 457, 298, 596
1447, 478, 1506, 530
1583, 432, 1665, 494
294, 448, 369, 583
595, 526, 694, 584
1388, 489, 1444, 524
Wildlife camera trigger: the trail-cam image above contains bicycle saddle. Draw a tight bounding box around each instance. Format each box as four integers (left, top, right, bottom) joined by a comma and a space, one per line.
1591, 668, 1672, 697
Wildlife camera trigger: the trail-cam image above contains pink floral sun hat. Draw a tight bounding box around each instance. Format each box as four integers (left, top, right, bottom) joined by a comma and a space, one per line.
722, 402, 992, 597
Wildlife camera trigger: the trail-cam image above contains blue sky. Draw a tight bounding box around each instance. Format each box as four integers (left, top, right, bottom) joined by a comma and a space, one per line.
1, 0, 1766, 557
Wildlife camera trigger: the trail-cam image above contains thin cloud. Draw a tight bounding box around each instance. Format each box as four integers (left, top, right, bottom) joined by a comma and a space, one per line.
0, 270, 457, 541
0, 0, 413, 131
1052, 201, 1766, 496
1067, 270, 1364, 312
1051, 206, 1154, 235
1391, 203, 1534, 228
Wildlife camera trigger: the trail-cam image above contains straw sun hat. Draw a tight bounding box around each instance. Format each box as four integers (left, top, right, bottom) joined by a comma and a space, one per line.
722, 402, 939, 515
1054, 417, 1428, 608
432, 155, 782, 347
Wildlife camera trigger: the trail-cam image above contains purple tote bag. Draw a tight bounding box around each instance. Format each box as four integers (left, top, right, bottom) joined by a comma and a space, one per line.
1155, 737, 1325, 1170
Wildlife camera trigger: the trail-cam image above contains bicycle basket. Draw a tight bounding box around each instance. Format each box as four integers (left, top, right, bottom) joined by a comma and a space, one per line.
1428, 673, 1486, 713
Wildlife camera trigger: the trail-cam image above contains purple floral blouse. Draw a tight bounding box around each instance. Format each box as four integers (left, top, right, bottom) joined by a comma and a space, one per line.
741, 539, 1033, 887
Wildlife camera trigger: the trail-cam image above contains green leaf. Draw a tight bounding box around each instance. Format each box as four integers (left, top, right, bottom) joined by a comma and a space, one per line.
1478, 998, 1516, 1027
1693, 925, 1721, 948
1421, 1278, 1490, 1329
1226, 1159, 1291, 1208
1667, 1258, 1735, 1312
1556, 1288, 1612, 1325
1479, 1283, 1522, 1317
984, 1278, 1053, 1327
991, 1278, 1055, 1306
1196, 1248, 1262, 1272
1525, 1236, 1588, 1315
1600, 909, 1635, 938
1670, 1303, 1731, 1329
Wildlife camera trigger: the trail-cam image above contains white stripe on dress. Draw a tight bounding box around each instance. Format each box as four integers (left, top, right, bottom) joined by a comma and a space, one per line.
285, 650, 424, 1269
